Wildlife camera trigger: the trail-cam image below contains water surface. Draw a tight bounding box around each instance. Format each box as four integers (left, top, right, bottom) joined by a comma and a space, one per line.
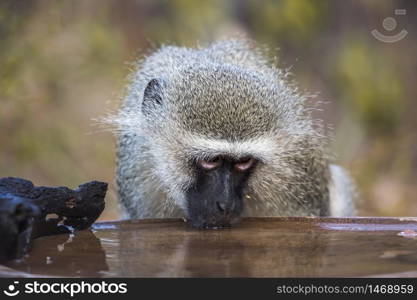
3, 217, 417, 277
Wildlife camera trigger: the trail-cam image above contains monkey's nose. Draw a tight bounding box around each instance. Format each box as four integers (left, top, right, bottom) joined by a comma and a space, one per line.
216, 201, 226, 212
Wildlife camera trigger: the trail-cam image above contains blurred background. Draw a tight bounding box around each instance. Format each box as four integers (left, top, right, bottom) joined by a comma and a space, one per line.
1, 0, 416, 220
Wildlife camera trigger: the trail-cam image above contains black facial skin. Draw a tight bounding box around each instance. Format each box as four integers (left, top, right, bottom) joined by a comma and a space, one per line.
186, 156, 257, 229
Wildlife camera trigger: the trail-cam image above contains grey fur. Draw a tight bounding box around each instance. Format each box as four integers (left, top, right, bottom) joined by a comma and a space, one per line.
111, 39, 356, 219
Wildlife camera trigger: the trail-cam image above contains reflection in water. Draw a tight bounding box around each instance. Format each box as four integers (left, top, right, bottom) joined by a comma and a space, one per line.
4, 230, 109, 277
160, 230, 330, 277
3, 218, 417, 277
98, 221, 332, 277
96, 220, 417, 277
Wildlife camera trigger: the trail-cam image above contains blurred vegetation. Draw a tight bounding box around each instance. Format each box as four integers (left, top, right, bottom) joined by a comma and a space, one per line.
1, 0, 416, 219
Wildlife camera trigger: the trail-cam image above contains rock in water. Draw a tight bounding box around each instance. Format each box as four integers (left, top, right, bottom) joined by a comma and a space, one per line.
0, 177, 107, 262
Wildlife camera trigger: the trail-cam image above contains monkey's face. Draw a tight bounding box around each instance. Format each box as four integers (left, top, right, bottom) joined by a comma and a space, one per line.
140, 75, 278, 228
185, 155, 258, 229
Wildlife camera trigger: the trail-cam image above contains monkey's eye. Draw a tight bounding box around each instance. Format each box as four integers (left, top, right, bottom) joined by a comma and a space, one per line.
197, 157, 222, 171
234, 157, 256, 172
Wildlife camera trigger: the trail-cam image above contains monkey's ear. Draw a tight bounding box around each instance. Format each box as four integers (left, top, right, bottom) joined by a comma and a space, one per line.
142, 78, 163, 114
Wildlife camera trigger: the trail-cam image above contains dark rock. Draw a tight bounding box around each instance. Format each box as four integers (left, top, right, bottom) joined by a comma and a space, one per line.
0, 177, 107, 262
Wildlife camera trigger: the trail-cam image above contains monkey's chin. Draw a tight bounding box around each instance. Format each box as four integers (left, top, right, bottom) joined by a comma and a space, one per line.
185, 215, 242, 230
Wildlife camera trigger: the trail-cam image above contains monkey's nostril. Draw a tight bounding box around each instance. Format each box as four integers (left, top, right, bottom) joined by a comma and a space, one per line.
216, 201, 226, 212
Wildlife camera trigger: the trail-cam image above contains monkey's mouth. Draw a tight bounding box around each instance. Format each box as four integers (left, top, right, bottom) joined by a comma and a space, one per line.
186, 213, 242, 229
184, 193, 245, 229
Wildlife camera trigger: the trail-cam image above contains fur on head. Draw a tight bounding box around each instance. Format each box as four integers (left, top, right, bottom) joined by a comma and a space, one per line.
107, 39, 330, 227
